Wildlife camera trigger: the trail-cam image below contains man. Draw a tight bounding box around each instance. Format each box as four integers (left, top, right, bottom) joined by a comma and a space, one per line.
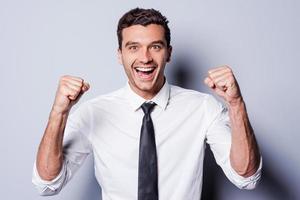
32, 8, 262, 199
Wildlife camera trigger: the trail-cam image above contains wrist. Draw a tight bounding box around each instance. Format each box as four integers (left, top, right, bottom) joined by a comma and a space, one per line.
50, 105, 70, 117
227, 96, 244, 108
227, 97, 248, 126
227, 97, 246, 119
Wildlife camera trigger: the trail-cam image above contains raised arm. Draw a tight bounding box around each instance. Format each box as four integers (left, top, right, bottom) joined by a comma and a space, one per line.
204, 66, 260, 177
36, 75, 90, 181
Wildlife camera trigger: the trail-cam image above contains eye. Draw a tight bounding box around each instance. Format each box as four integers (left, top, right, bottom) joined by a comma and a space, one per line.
128, 45, 138, 51
151, 45, 162, 50
151, 44, 164, 52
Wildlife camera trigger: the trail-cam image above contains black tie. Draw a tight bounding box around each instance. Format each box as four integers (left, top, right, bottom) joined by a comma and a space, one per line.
138, 102, 158, 200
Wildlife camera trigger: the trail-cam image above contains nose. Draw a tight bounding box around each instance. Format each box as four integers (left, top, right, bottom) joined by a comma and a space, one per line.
139, 48, 153, 64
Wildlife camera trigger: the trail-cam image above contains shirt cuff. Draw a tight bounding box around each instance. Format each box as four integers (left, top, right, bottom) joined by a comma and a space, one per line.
32, 161, 67, 195
228, 157, 263, 190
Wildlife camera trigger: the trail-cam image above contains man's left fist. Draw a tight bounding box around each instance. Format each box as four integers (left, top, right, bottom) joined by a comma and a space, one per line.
204, 65, 242, 105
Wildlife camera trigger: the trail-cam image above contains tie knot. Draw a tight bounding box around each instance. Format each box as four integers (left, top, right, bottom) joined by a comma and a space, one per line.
141, 102, 156, 114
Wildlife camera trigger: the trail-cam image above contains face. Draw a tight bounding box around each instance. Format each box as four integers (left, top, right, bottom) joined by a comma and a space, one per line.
118, 24, 172, 99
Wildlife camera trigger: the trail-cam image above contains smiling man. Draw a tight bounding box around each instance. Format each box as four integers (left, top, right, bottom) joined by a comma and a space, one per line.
119, 23, 171, 100
32, 8, 262, 199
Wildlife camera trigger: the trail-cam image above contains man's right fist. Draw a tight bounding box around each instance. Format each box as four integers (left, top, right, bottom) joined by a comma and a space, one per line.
52, 75, 90, 114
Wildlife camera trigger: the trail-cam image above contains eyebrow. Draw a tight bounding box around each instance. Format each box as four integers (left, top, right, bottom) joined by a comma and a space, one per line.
124, 41, 139, 48
124, 40, 166, 48
150, 40, 166, 46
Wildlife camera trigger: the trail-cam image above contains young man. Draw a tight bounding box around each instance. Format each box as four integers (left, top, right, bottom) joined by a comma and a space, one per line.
32, 8, 262, 199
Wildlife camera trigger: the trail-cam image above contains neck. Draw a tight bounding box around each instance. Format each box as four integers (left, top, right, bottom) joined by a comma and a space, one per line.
130, 77, 165, 100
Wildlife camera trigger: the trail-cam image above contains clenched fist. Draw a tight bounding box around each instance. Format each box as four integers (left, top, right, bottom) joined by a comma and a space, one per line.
52, 75, 90, 114
204, 66, 242, 105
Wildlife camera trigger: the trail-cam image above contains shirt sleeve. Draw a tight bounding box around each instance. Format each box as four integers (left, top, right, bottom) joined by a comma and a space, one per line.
205, 95, 262, 190
32, 103, 93, 196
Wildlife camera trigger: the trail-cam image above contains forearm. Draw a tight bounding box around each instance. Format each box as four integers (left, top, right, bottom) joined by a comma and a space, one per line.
36, 109, 69, 181
228, 98, 260, 177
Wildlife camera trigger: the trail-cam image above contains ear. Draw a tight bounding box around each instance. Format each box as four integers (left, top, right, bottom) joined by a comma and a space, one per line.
117, 48, 123, 65
166, 45, 172, 62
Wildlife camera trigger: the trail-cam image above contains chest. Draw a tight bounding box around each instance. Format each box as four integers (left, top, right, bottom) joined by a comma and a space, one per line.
89, 103, 208, 166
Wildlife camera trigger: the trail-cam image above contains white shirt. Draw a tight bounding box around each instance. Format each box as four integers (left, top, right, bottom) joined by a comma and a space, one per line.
32, 80, 262, 199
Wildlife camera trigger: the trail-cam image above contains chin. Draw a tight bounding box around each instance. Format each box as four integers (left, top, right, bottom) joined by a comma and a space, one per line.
136, 82, 155, 92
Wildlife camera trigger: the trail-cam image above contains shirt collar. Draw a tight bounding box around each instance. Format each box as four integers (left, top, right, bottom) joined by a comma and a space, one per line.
124, 79, 170, 112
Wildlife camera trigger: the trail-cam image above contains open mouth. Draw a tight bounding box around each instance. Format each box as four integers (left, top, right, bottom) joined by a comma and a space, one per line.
134, 66, 156, 80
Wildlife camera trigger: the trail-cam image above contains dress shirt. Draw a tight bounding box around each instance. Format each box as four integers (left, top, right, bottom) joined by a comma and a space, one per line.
32, 80, 262, 199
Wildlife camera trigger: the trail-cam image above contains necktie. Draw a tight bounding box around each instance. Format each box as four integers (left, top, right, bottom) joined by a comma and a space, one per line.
138, 102, 158, 200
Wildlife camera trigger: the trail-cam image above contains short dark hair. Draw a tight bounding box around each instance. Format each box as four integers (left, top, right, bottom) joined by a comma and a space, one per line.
117, 8, 171, 49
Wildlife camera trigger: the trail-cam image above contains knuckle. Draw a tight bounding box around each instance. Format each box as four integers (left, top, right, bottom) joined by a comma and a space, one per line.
225, 71, 232, 78
60, 82, 68, 89
70, 89, 78, 95
216, 80, 224, 86
74, 89, 81, 95
74, 76, 84, 83
60, 75, 70, 83
59, 77, 65, 83
61, 75, 69, 80
71, 92, 77, 98
74, 85, 81, 91
225, 66, 232, 72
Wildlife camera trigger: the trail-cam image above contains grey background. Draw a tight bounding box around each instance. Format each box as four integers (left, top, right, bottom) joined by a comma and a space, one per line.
1, 0, 299, 199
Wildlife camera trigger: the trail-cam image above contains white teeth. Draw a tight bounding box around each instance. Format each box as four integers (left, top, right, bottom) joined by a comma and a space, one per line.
135, 67, 155, 72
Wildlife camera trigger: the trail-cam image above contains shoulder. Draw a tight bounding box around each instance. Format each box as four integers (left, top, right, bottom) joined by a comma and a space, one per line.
86, 86, 126, 106
71, 86, 126, 115
169, 84, 208, 102
169, 84, 224, 111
